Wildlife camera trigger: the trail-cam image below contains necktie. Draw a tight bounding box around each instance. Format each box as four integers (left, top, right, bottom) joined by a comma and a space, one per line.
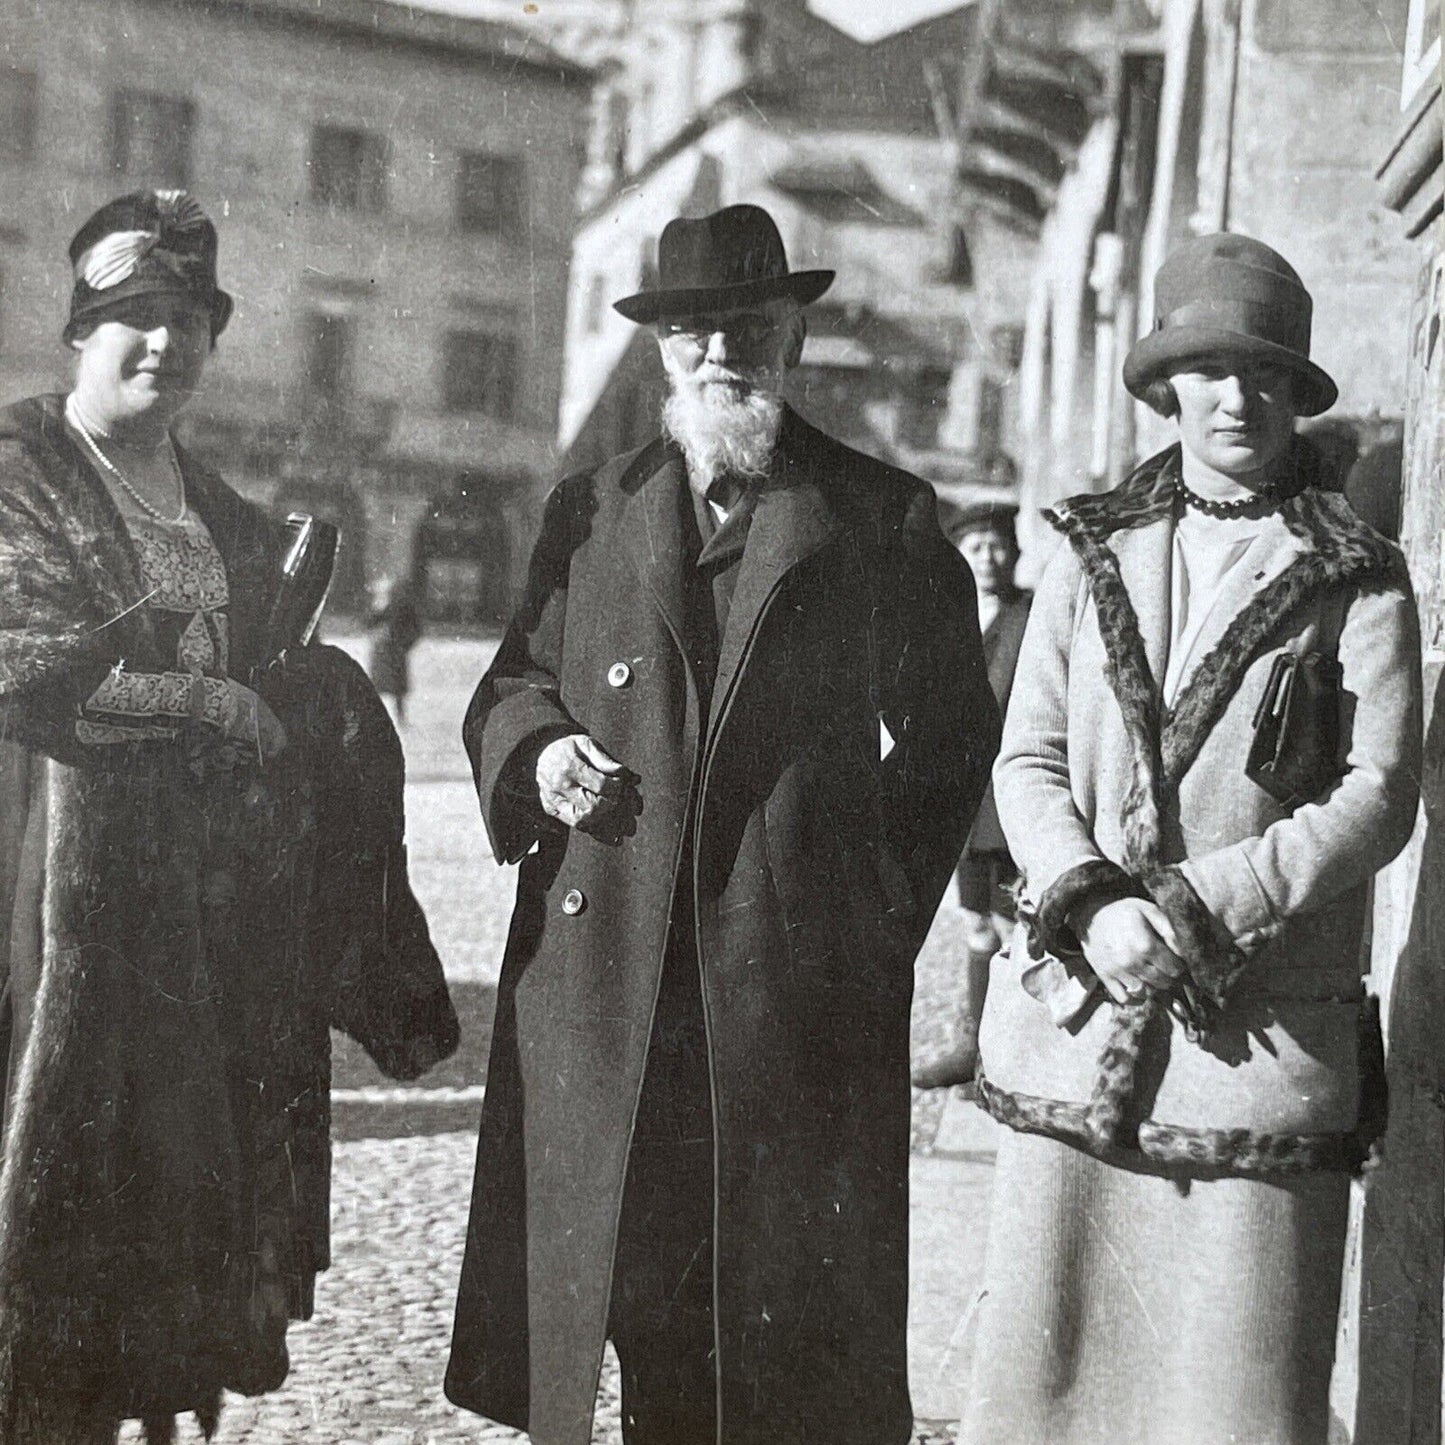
706, 475, 743, 515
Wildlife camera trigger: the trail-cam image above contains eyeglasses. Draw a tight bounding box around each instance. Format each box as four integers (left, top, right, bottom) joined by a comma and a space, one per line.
661, 312, 780, 348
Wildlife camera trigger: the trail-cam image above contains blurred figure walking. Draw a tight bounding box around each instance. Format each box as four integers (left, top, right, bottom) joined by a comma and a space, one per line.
368, 572, 424, 729
912, 497, 1031, 1090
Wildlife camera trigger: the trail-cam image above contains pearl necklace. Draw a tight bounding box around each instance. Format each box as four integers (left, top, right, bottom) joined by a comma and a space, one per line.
1174, 475, 1281, 520
66, 400, 186, 525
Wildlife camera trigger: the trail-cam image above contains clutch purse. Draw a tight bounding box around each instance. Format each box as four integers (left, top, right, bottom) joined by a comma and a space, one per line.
1245, 648, 1343, 807
256, 512, 339, 674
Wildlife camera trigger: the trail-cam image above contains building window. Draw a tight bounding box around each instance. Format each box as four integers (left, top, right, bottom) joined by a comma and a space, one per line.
443, 329, 519, 418
456, 152, 523, 235
303, 311, 352, 408
111, 89, 194, 188
583, 274, 608, 335
0, 70, 38, 165
310, 124, 388, 212
947, 228, 973, 288
977, 374, 1005, 456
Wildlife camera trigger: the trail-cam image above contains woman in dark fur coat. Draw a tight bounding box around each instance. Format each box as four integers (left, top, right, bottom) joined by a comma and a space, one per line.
0, 192, 458, 1444
965, 234, 1422, 1444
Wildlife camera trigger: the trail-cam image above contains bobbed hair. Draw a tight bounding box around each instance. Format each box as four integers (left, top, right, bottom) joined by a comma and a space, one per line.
1138, 377, 1179, 419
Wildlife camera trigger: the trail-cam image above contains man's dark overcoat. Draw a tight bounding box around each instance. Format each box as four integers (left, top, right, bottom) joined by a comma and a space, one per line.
960, 588, 1032, 858
446, 408, 1000, 1445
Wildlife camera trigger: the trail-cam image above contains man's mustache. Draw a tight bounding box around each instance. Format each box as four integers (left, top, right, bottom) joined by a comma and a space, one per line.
687, 366, 781, 395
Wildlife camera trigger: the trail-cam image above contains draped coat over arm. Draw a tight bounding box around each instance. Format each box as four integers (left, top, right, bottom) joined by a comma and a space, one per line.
446, 409, 999, 1445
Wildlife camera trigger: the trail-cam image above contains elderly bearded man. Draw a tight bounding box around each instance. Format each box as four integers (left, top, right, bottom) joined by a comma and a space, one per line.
445, 205, 1000, 1445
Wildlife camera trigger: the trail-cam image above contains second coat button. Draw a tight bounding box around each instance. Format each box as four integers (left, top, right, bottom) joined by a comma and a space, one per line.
562, 888, 586, 916
607, 661, 632, 688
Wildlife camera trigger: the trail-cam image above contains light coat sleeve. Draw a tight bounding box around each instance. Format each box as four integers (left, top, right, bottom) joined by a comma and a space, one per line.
1180, 578, 1423, 947
992, 538, 1111, 900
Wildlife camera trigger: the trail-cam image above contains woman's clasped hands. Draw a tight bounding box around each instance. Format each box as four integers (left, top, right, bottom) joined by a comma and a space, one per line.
1071, 894, 1187, 1006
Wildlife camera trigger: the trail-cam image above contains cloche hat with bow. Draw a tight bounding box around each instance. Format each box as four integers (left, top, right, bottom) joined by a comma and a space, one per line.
64, 189, 234, 344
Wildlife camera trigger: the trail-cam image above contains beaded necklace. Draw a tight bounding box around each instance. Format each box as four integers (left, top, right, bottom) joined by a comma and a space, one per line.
65, 397, 186, 525
1173, 474, 1282, 520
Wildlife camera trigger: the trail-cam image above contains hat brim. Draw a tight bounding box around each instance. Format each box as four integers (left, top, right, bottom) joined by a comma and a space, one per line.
612, 269, 835, 325
1123, 326, 1337, 417
65, 277, 234, 342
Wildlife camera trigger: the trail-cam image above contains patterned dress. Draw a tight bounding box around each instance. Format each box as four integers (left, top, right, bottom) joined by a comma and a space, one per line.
77, 507, 238, 748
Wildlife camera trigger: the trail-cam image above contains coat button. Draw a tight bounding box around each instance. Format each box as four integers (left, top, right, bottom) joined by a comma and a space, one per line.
607, 661, 632, 688
562, 888, 586, 916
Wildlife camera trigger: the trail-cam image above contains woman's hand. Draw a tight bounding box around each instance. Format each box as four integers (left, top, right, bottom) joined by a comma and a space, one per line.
1072, 895, 1186, 1005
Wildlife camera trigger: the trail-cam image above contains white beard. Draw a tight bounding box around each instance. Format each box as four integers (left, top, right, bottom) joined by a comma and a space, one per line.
661, 376, 784, 495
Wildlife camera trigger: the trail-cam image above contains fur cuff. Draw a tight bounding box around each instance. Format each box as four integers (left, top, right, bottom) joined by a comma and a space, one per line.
1082, 997, 1156, 1150
1032, 859, 1142, 959
1142, 866, 1245, 1024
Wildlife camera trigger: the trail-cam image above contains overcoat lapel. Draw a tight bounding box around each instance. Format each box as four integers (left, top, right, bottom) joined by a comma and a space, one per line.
621, 441, 693, 656
32, 398, 152, 616
706, 415, 843, 743
1110, 518, 1173, 698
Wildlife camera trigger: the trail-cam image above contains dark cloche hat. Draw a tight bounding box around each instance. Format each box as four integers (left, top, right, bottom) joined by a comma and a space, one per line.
65, 190, 234, 343
940, 498, 1019, 544
613, 204, 834, 324
1122, 232, 1337, 417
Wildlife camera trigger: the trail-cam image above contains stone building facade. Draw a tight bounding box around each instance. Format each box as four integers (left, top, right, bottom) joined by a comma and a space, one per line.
0, 0, 591, 623
994, 0, 1443, 1431
1343, 0, 1443, 1438
1003, 0, 1424, 570
554, 0, 1043, 509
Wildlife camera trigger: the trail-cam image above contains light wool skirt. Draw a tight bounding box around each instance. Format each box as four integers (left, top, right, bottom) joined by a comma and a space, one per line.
963, 1130, 1350, 1445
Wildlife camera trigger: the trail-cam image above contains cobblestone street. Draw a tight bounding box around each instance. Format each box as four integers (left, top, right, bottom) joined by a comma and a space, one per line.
120, 636, 994, 1444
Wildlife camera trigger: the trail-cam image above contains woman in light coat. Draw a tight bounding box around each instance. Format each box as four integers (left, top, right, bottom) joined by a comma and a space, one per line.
965, 233, 1422, 1445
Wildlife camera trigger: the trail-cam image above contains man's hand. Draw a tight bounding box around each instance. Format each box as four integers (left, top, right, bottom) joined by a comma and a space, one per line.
1072, 895, 1186, 1005
536, 734, 639, 837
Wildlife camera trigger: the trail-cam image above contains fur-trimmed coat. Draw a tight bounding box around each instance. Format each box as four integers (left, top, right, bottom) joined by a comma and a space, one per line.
446, 409, 998, 1445
0, 396, 458, 1440
977, 443, 1421, 1176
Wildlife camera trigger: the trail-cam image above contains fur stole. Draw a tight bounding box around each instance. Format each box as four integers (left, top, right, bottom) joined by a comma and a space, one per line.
978, 442, 1401, 1178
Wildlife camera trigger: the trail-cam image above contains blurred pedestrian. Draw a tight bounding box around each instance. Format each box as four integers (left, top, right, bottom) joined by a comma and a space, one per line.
912, 498, 1031, 1090
368, 572, 424, 729
964, 233, 1422, 1444
447, 203, 999, 1445
0, 190, 457, 1444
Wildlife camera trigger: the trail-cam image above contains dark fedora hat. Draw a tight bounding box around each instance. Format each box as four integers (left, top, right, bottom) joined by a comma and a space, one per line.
65, 189, 234, 344
613, 204, 834, 324
1123, 232, 1337, 417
